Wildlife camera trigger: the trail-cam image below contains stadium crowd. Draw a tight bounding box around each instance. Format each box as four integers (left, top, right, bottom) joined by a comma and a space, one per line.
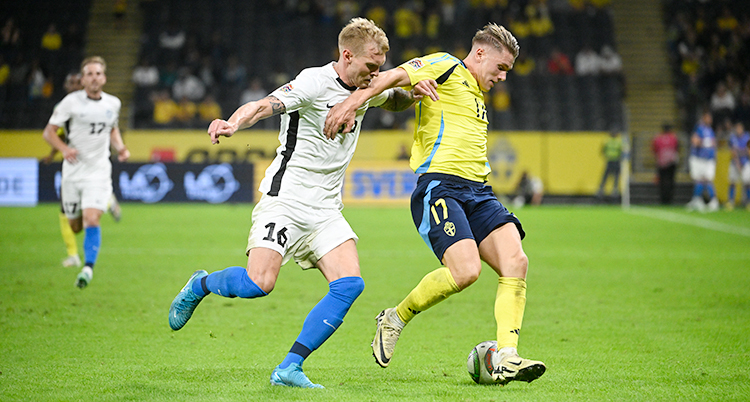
664, 0, 750, 138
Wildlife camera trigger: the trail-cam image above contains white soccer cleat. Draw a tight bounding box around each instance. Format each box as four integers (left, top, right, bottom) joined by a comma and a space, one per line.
491, 350, 546, 385
372, 307, 404, 368
706, 198, 720, 212
686, 197, 706, 212
62, 255, 81, 268
76, 266, 93, 289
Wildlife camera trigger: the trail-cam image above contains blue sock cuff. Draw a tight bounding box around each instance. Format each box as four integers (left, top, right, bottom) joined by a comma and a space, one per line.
328, 276, 365, 304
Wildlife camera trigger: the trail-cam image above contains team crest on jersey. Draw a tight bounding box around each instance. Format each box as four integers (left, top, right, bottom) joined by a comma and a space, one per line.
443, 221, 455, 236
407, 59, 424, 70
280, 84, 293, 93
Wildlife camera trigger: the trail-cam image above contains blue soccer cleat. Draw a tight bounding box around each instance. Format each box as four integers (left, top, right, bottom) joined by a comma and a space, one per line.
168, 270, 208, 330
270, 363, 325, 389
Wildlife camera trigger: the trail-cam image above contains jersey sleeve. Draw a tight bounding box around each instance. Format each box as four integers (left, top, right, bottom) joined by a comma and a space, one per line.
271, 69, 320, 113
48, 96, 73, 127
399, 54, 444, 86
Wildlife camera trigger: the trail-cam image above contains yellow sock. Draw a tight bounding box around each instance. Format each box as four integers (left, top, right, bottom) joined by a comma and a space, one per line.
495, 277, 527, 349
59, 212, 78, 257
396, 267, 460, 324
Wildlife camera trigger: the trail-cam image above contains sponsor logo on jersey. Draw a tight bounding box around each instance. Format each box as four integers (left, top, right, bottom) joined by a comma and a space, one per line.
461, 80, 470, 88
407, 59, 424, 70
280, 84, 293, 93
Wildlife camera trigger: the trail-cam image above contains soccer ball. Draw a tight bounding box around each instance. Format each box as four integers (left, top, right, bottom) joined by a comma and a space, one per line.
466, 340, 503, 385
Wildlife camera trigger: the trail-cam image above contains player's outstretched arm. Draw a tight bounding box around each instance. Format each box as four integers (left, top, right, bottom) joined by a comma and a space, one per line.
43, 124, 78, 163
324, 68, 413, 139
208, 95, 286, 145
110, 127, 130, 162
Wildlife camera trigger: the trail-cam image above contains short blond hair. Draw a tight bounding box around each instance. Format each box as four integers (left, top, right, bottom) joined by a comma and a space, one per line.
338, 17, 389, 56
472, 23, 520, 60
81, 56, 107, 74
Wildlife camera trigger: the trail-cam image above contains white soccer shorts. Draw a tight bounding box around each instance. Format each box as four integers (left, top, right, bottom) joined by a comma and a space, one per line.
728, 161, 750, 184
60, 178, 113, 219
689, 156, 716, 181
246, 195, 358, 269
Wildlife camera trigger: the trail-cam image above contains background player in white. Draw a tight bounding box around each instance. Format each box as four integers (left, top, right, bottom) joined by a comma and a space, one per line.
42, 72, 122, 269
686, 110, 719, 212
168, 18, 429, 388
42, 56, 130, 288
726, 121, 750, 210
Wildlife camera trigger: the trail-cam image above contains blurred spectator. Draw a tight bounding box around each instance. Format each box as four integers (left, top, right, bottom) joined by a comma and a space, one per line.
222, 55, 247, 88
28, 59, 46, 100
513, 53, 536, 76
652, 123, 680, 204
132, 58, 159, 87
158, 21, 186, 63
197, 94, 222, 123
40, 23, 62, 51
599, 45, 622, 75
710, 82, 735, 125
547, 47, 574, 75
597, 130, 623, 200
239, 77, 267, 106
159, 61, 178, 88
513, 171, 544, 207
174, 96, 197, 126
1, 18, 22, 59
574, 45, 602, 76
0, 54, 9, 86
172, 67, 205, 102
114, 0, 127, 30
152, 89, 178, 127
198, 56, 217, 87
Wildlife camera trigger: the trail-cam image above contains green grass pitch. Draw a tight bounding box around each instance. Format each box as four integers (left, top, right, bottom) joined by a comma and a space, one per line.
1, 203, 749, 401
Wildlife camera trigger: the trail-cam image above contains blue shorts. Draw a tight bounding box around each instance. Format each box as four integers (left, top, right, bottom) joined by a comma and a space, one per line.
410, 173, 525, 262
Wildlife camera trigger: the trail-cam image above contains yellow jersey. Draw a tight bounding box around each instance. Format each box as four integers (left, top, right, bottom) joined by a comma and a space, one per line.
400, 53, 491, 182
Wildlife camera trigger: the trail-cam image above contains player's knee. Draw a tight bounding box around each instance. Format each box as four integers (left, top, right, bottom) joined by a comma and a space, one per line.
330, 276, 365, 304
508, 252, 529, 278
453, 262, 482, 290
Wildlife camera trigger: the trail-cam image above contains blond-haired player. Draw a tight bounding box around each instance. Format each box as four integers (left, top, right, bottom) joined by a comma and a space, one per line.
324, 23, 546, 385
168, 18, 430, 388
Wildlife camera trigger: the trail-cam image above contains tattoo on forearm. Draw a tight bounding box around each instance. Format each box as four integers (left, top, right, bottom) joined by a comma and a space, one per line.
266, 95, 286, 115
380, 88, 415, 112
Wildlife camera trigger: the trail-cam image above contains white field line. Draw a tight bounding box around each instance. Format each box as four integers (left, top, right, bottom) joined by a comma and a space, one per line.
627, 207, 750, 237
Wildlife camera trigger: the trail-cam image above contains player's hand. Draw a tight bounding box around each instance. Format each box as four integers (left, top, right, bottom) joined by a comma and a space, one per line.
208, 119, 236, 144
62, 147, 78, 164
412, 79, 439, 102
117, 147, 130, 162
324, 102, 357, 139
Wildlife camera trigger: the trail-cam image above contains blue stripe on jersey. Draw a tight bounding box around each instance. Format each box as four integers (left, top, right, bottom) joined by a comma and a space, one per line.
419, 180, 441, 248
416, 111, 445, 173
427, 54, 459, 65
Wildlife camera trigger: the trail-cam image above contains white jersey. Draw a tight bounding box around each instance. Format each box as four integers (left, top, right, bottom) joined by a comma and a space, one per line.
261, 62, 390, 209
48, 90, 121, 182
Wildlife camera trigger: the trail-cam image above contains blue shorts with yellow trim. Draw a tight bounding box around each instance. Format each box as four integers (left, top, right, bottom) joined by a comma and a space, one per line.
410, 173, 525, 262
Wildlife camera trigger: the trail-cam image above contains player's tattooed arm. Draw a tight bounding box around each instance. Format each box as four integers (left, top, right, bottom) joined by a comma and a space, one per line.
378, 79, 439, 112
208, 95, 288, 144
266, 95, 287, 116
379, 88, 417, 112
